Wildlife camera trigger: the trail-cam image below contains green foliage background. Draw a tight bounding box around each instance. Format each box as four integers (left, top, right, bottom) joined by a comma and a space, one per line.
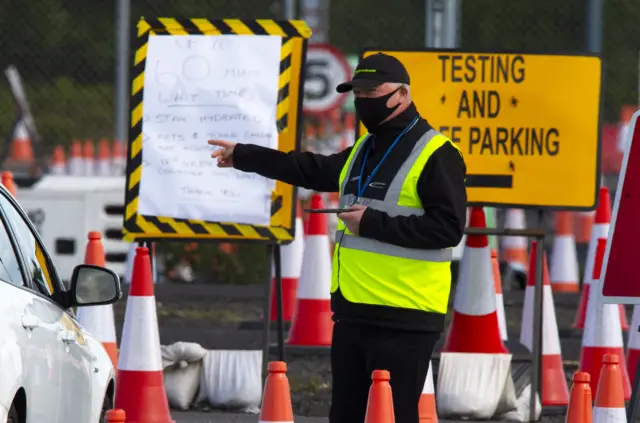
1, 0, 637, 283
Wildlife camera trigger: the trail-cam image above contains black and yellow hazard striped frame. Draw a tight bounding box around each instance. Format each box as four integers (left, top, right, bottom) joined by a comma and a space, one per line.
122, 17, 311, 243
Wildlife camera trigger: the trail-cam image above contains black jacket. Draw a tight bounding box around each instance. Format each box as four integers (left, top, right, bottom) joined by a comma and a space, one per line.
233, 104, 467, 332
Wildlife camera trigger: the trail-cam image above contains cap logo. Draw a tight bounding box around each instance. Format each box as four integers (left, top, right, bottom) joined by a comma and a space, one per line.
354, 68, 376, 75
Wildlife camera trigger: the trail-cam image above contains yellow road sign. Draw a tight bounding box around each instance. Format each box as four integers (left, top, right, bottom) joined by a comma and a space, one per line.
360, 50, 602, 210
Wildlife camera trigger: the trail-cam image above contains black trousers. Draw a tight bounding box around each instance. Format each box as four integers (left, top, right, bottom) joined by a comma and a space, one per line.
329, 320, 440, 423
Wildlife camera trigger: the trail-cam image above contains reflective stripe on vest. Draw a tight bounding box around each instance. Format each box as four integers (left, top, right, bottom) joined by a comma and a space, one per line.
331, 128, 462, 314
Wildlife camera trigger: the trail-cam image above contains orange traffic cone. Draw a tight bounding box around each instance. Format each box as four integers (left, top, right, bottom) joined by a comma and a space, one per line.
114, 247, 174, 423
97, 139, 112, 176
286, 194, 333, 346
442, 207, 507, 353
105, 409, 126, 423
520, 241, 569, 406
83, 139, 95, 176
270, 201, 304, 322
491, 249, 508, 341
365, 370, 395, 423
1, 171, 17, 197
68, 139, 83, 176
578, 239, 631, 400
75, 231, 118, 369
112, 139, 127, 176
565, 372, 593, 423
593, 354, 627, 422
9, 119, 34, 164
259, 361, 294, 423
574, 211, 594, 246
550, 211, 579, 292
418, 362, 438, 422
50, 145, 67, 175
574, 188, 628, 330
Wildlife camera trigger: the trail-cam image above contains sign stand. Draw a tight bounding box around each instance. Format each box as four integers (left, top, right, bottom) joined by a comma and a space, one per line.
598, 108, 640, 419
261, 245, 286, 382
121, 17, 311, 385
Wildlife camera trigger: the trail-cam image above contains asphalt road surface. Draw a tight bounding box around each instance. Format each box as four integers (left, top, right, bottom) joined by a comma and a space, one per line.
170, 411, 559, 422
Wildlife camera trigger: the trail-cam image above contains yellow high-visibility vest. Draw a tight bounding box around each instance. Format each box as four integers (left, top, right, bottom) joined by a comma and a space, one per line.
331, 129, 462, 314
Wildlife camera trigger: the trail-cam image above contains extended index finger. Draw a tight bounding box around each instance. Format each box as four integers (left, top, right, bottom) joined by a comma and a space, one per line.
208, 139, 233, 148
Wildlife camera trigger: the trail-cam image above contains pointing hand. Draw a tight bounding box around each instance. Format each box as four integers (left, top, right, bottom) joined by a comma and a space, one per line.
208, 140, 236, 168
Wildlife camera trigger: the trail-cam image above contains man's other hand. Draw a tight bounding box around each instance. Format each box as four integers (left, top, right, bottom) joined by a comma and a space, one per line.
209, 139, 237, 167
338, 204, 367, 236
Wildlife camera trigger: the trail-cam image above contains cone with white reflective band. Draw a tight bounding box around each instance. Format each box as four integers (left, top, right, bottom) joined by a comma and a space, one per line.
442, 207, 507, 354
574, 187, 628, 330
550, 211, 579, 292
593, 354, 627, 423
520, 241, 569, 406
500, 208, 528, 275
578, 238, 631, 400
270, 201, 304, 322
75, 231, 118, 369
114, 247, 174, 423
418, 361, 438, 422
286, 194, 333, 346
259, 361, 294, 423
491, 249, 508, 341
626, 305, 640, 382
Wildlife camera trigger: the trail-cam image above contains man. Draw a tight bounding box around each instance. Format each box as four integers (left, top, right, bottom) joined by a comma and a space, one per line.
209, 53, 467, 423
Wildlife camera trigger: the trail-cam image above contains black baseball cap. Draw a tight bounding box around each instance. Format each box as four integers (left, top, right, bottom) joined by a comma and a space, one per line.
336, 53, 411, 93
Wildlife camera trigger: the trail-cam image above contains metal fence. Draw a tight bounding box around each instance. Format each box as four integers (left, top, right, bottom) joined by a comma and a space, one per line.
1, 0, 638, 283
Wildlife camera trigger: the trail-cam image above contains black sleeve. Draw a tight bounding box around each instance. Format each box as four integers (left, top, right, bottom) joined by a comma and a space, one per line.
232, 143, 352, 193
358, 142, 467, 249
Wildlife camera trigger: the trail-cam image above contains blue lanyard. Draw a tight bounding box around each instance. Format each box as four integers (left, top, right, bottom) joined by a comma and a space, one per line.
357, 116, 420, 200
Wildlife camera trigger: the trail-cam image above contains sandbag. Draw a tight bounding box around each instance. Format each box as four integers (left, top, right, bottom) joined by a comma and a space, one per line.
196, 349, 262, 413
161, 342, 207, 410
437, 352, 517, 419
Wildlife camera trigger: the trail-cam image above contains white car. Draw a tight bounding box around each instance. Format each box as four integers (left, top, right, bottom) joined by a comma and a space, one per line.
0, 184, 121, 423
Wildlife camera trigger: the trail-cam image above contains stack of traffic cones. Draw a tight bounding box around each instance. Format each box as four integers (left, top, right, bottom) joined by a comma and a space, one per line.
365, 370, 395, 423
491, 249, 508, 341
112, 139, 127, 176
68, 139, 83, 176
565, 372, 593, 423
258, 361, 294, 423
75, 231, 119, 368
501, 209, 528, 276
83, 140, 95, 176
578, 239, 631, 399
114, 247, 174, 423
549, 211, 579, 292
97, 139, 112, 176
49, 146, 67, 175
270, 201, 304, 323
442, 207, 507, 354
593, 354, 627, 422
520, 241, 569, 406
418, 362, 438, 422
286, 194, 333, 346
574, 187, 628, 331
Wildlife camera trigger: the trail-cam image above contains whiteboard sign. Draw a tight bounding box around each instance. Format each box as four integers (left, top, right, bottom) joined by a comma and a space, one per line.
139, 34, 282, 226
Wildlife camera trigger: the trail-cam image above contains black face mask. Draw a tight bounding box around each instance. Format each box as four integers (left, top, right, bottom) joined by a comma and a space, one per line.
354, 88, 402, 132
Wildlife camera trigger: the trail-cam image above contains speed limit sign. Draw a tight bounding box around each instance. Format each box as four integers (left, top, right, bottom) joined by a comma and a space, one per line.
303, 44, 351, 115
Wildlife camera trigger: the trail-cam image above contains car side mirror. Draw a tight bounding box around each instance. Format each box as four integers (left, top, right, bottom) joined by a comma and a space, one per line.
71, 264, 122, 307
